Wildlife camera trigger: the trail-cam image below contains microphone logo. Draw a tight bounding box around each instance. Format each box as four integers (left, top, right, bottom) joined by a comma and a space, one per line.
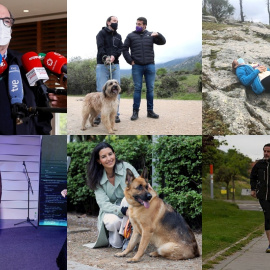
46, 58, 53, 66
11, 79, 19, 93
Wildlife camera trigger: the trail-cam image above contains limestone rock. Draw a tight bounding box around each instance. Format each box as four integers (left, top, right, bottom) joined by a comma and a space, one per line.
203, 21, 270, 135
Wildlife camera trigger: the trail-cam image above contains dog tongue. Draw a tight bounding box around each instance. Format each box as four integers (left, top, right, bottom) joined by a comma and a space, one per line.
143, 201, 150, 208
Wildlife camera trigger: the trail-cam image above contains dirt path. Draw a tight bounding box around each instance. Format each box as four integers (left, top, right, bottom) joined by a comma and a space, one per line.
67, 97, 202, 135
67, 213, 202, 270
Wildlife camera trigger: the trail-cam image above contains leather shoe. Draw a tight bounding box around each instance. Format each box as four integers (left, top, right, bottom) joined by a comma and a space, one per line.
94, 117, 101, 125
131, 109, 139, 121
115, 116, 120, 123
147, 110, 159, 119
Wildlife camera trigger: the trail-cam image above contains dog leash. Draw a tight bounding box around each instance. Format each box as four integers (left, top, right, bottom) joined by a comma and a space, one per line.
102, 55, 116, 80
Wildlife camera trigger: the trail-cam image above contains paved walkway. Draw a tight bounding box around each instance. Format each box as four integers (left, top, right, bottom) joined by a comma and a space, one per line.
212, 200, 268, 270
213, 234, 269, 270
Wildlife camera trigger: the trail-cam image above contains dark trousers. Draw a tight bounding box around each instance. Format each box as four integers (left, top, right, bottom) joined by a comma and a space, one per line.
259, 199, 270, 231
262, 76, 270, 92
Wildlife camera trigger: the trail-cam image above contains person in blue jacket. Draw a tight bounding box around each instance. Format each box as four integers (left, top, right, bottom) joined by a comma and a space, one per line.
232, 58, 270, 94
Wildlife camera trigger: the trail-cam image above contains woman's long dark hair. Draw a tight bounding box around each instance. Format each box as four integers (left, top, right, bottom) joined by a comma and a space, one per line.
87, 142, 122, 190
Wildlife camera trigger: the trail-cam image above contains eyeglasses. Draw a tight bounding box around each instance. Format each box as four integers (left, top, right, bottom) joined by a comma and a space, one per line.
0, 17, 15, 27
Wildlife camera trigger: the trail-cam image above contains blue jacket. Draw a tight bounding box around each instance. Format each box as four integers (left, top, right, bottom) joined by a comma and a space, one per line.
236, 64, 270, 94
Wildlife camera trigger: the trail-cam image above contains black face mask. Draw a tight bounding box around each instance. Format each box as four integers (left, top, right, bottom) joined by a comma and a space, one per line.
110, 22, 118, 30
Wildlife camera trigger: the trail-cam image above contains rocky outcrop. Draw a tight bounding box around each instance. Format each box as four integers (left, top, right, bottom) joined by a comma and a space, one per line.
203, 21, 270, 135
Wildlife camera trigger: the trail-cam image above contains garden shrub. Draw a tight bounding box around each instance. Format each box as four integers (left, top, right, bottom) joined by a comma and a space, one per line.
152, 136, 202, 228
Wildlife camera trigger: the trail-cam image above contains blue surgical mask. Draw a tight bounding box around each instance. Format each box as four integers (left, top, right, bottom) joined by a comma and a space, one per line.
237, 58, 245, 64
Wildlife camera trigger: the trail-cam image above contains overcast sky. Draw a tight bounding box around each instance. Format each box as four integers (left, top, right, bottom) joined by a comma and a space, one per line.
67, 0, 202, 69
229, 0, 269, 24
215, 135, 270, 161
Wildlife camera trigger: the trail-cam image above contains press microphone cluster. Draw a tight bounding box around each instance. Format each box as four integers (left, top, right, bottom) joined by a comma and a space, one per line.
8, 51, 67, 125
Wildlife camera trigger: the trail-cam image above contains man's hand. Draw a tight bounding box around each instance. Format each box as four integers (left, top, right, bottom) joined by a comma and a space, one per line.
151, 32, 159, 37
131, 61, 135, 65
110, 55, 115, 63
251, 190, 257, 198
48, 93, 67, 108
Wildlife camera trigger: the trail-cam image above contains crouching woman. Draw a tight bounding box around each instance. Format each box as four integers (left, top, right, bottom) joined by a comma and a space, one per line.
84, 142, 138, 249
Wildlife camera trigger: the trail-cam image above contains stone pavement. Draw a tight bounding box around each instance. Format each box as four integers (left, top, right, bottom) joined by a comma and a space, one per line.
213, 234, 269, 270
212, 200, 268, 270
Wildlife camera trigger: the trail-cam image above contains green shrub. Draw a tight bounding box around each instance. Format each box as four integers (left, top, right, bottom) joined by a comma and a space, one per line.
152, 136, 202, 228
156, 75, 179, 98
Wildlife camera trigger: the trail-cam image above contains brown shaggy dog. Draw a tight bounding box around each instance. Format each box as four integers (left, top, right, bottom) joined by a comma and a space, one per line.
115, 168, 200, 263
81, 80, 121, 134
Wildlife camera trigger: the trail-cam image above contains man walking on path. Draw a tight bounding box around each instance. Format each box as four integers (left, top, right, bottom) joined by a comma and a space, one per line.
123, 17, 166, 121
250, 143, 270, 253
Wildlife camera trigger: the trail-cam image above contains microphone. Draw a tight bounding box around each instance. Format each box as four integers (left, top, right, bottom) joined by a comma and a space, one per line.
0, 54, 8, 75
23, 161, 25, 166
21, 52, 49, 86
8, 65, 27, 124
43, 52, 67, 74
21, 52, 50, 106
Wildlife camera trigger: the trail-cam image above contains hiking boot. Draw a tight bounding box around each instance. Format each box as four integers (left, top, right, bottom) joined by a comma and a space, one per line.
147, 110, 159, 119
94, 116, 101, 125
266, 245, 270, 253
115, 115, 120, 123
131, 109, 139, 121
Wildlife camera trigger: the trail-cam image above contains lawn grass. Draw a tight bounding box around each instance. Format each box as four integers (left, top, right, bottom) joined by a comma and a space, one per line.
202, 198, 264, 267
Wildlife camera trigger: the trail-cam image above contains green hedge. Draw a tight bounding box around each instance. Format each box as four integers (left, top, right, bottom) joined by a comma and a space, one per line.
152, 136, 202, 227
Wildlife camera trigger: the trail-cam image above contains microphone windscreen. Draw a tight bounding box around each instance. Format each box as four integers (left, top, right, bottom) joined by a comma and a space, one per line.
8, 65, 24, 104
21, 52, 43, 72
44, 52, 67, 74
0, 57, 8, 75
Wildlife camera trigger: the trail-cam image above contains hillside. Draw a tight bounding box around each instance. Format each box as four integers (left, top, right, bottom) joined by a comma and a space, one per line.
120, 52, 202, 77
202, 20, 270, 135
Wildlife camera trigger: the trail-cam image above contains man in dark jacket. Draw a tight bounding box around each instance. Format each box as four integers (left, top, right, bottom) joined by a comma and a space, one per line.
95, 16, 123, 124
0, 4, 53, 135
250, 143, 270, 253
123, 17, 166, 120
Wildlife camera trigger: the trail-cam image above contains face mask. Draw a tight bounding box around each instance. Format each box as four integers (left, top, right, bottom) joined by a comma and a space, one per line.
237, 58, 245, 64
0, 23, 11, 46
110, 23, 118, 30
136, 26, 143, 32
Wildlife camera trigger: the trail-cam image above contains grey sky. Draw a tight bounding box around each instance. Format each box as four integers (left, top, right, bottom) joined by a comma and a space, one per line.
229, 0, 269, 24
68, 0, 202, 69
215, 135, 270, 161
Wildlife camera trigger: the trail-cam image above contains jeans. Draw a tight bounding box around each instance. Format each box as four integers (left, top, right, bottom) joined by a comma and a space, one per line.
132, 64, 155, 111
96, 64, 120, 116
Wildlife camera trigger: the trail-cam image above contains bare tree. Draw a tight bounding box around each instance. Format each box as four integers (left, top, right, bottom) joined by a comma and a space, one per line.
239, 0, 244, 22
267, 0, 270, 25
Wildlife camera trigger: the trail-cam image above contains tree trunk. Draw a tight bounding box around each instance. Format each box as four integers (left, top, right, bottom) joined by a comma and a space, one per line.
240, 0, 244, 22
268, 0, 270, 25
226, 182, 229, 200
232, 176, 235, 202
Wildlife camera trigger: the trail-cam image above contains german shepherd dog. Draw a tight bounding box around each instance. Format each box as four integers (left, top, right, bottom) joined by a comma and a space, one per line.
115, 168, 200, 263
